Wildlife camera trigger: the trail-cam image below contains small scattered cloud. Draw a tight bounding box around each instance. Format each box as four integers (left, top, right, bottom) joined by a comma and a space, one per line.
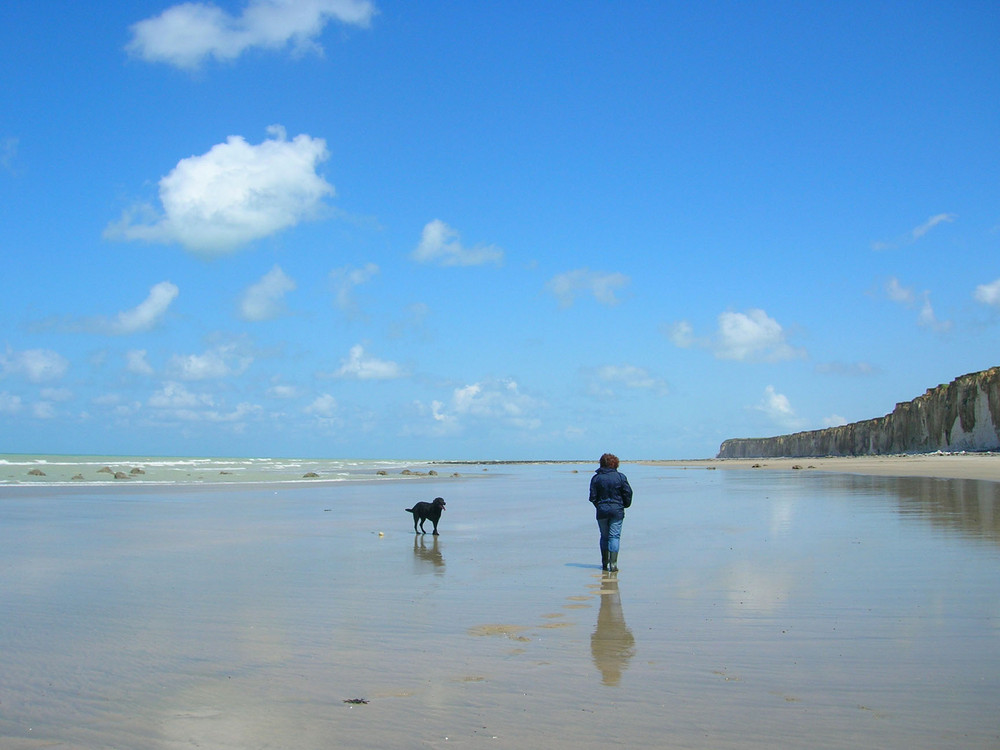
590, 364, 669, 397
444, 378, 543, 430
872, 213, 956, 250
148, 381, 259, 422
714, 309, 804, 362
1, 348, 69, 383
917, 294, 952, 333
168, 343, 253, 380
40, 387, 73, 402
428, 400, 456, 428
127, 0, 376, 69
33, 401, 57, 419
329, 262, 379, 314
974, 278, 1000, 308
412, 220, 504, 267
35, 281, 179, 335
755, 385, 803, 429
107, 281, 180, 334
885, 276, 915, 305
91, 393, 142, 419
105, 126, 333, 255
664, 320, 694, 348
547, 268, 630, 308
240, 265, 296, 321
0, 392, 24, 414
304, 393, 337, 417
886, 277, 951, 332
814, 361, 876, 377
413, 379, 545, 436
388, 302, 430, 339
331, 344, 404, 379
823, 414, 848, 427
911, 213, 957, 240
1, 136, 18, 172
149, 381, 214, 410
125, 349, 155, 376
267, 379, 299, 399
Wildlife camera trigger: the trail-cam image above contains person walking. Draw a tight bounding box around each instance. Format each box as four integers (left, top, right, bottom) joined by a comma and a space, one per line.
589, 453, 633, 572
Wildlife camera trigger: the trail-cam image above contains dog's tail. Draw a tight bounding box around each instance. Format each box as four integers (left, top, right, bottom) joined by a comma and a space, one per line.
405, 507, 415, 514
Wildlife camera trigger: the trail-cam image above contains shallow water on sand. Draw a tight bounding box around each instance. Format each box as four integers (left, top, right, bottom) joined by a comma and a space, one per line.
1, 464, 998, 748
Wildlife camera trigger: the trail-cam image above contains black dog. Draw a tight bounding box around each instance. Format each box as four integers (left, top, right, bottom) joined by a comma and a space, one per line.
406, 497, 446, 535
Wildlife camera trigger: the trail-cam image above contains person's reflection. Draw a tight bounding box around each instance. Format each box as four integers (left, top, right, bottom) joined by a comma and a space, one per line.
591, 575, 635, 685
413, 535, 445, 573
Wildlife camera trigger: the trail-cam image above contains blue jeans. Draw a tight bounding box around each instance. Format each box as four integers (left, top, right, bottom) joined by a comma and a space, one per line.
597, 516, 623, 554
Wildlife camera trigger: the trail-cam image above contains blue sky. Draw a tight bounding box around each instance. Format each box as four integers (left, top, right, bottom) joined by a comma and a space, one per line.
1, 1, 998, 460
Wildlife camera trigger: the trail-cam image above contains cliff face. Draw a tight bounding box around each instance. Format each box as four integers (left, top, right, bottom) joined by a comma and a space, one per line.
717, 367, 1000, 458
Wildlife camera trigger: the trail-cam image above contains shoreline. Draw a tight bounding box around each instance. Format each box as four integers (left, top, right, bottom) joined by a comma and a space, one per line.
5, 452, 1000, 485
639, 452, 1000, 483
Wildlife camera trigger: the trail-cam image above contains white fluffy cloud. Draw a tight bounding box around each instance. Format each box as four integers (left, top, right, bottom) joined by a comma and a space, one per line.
756, 385, 802, 428
332, 344, 404, 379
127, 0, 376, 69
268, 384, 299, 398
168, 344, 253, 380
974, 278, 1000, 307
240, 265, 296, 321
106, 126, 333, 255
449, 379, 542, 429
547, 268, 630, 307
149, 381, 214, 409
1, 348, 69, 383
714, 309, 803, 362
148, 382, 259, 423
412, 220, 504, 267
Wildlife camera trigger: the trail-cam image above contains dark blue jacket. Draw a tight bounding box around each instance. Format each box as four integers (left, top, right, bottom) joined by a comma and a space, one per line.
589, 466, 633, 519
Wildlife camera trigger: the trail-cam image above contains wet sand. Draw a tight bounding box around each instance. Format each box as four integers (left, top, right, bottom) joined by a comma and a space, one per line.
1, 462, 999, 748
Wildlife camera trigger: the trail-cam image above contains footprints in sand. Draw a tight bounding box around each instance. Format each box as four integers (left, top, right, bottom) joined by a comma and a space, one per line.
466, 570, 628, 675
467, 572, 612, 648
467, 624, 531, 641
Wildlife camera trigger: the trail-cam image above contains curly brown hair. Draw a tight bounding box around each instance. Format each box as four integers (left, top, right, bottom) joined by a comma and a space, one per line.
599, 453, 620, 470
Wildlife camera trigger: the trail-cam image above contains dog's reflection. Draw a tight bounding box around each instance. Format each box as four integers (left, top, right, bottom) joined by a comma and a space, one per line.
591, 575, 635, 686
413, 535, 445, 573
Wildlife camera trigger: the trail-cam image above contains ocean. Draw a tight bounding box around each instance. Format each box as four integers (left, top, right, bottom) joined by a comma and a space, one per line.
0, 454, 461, 486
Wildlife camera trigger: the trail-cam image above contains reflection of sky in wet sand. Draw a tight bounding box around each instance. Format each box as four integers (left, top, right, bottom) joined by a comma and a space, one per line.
1, 464, 999, 748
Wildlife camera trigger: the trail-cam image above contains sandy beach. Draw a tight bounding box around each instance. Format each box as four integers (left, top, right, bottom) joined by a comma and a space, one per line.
641, 452, 1000, 483
1, 460, 999, 748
